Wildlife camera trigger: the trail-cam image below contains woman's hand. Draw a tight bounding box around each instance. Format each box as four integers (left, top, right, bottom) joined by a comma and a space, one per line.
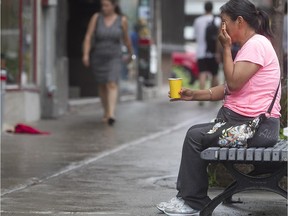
82, 54, 90, 67
122, 54, 134, 64
218, 22, 232, 49
169, 88, 195, 101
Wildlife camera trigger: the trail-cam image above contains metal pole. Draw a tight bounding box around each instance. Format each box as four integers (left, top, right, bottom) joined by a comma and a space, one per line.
155, 0, 162, 90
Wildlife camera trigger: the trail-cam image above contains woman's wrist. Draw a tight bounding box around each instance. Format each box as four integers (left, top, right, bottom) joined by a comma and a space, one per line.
208, 88, 213, 100
192, 89, 212, 101
223, 46, 232, 53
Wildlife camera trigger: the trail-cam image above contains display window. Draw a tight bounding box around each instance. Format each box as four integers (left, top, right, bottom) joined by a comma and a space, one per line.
1, 0, 37, 89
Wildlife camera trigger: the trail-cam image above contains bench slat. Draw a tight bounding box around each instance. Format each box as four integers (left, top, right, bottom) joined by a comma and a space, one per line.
254, 148, 265, 161
272, 148, 283, 161
200, 147, 220, 160
274, 140, 287, 150
263, 147, 273, 161
200, 140, 287, 162
219, 148, 228, 160
228, 148, 237, 161
281, 148, 288, 161
237, 148, 245, 161
246, 148, 256, 161
272, 141, 287, 161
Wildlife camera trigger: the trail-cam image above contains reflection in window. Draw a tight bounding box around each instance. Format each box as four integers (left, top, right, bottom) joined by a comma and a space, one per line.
1, 0, 19, 85
22, 0, 34, 86
1, 0, 35, 87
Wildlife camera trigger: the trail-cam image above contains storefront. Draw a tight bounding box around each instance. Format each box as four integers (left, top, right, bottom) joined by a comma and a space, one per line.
1, 0, 159, 124
1, 0, 41, 124
2, 0, 37, 88
1, 0, 140, 124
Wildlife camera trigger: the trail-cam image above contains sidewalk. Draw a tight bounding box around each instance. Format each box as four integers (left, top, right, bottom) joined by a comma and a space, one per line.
1, 91, 287, 215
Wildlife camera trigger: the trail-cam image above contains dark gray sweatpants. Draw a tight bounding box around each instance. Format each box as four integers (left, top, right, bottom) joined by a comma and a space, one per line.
175, 107, 280, 210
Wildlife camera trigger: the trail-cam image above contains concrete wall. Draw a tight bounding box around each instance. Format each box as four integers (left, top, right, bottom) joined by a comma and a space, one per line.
4, 91, 40, 124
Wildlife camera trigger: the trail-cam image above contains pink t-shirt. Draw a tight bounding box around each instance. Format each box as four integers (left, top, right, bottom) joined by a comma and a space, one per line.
224, 34, 281, 118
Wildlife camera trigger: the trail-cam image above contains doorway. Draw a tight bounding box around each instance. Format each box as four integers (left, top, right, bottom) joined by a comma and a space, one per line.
67, 0, 101, 98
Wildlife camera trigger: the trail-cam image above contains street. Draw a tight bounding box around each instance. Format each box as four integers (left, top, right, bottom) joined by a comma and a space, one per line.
1, 90, 287, 216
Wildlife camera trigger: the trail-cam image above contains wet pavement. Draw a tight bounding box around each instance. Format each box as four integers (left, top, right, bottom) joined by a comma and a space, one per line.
1, 87, 287, 215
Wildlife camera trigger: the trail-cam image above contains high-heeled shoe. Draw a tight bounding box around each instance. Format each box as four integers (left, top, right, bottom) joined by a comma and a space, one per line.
108, 118, 116, 126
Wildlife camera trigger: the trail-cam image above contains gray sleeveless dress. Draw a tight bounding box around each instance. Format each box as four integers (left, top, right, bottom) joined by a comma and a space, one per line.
90, 14, 122, 83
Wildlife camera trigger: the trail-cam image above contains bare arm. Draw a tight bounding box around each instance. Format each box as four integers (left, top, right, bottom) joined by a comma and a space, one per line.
219, 22, 260, 91
121, 16, 133, 60
170, 85, 225, 102
82, 13, 98, 67
222, 47, 260, 91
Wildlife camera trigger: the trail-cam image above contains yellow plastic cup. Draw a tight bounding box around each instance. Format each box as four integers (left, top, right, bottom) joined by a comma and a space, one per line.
169, 78, 182, 99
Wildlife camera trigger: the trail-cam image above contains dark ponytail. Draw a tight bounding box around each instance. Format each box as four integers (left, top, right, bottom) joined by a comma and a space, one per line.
256, 9, 273, 39
220, 0, 274, 39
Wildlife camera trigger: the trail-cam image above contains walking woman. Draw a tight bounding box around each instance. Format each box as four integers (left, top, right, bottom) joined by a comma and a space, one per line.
82, 0, 133, 125
157, 0, 281, 215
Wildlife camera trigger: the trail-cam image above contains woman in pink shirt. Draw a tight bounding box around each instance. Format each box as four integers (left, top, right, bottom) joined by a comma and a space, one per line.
157, 0, 281, 215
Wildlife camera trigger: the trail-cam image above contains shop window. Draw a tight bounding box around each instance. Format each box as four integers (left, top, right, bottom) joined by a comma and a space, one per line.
1, 0, 36, 88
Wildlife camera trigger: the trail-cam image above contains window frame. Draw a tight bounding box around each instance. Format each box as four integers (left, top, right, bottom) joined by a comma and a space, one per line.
4, 0, 38, 91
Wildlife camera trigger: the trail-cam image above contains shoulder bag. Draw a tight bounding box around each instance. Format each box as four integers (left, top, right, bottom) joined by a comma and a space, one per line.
202, 82, 280, 148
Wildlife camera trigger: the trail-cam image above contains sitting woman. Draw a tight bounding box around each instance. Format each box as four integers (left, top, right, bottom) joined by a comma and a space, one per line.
157, 0, 281, 215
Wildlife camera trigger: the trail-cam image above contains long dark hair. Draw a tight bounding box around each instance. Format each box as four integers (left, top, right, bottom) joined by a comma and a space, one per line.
220, 0, 273, 39
108, 0, 122, 15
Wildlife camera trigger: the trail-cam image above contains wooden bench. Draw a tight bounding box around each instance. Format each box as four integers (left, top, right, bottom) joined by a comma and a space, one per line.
199, 139, 288, 216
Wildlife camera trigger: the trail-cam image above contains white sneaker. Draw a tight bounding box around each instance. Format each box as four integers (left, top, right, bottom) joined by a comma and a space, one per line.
164, 201, 200, 216
156, 197, 184, 212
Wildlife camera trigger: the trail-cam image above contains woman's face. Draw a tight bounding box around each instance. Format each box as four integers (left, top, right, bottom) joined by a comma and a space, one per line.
221, 13, 239, 43
101, 0, 115, 15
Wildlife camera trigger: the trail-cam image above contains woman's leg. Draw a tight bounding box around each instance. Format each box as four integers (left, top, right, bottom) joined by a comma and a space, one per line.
176, 123, 214, 210
106, 81, 118, 119
98, 84, 109, 121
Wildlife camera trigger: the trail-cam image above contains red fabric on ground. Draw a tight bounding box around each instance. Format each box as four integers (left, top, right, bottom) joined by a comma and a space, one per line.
14, 123, 50, 135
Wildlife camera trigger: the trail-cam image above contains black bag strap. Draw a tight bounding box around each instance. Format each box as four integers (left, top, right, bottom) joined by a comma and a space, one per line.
266, 81, 281, 114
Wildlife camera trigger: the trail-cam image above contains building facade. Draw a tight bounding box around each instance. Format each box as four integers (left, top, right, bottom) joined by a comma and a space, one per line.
1, 0, 139, 124
4, 0, 261, 124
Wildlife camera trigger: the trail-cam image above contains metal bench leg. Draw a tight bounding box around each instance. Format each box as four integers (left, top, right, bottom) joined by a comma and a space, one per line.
200, 163, 287, 216
222, 181, 243, 204
200, 163, 247, 216
200, 179, 242, 216
223, 163, 286, 204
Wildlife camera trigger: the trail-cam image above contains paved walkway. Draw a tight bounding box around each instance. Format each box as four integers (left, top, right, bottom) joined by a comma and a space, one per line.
1, 90, 287, 215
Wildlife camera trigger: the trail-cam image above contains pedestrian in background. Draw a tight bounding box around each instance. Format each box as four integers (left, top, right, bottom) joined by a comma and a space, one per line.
157, 0, 281, 215
193, 1, 221, 106
82, 0, 133, 126
130, 23, 140, 58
